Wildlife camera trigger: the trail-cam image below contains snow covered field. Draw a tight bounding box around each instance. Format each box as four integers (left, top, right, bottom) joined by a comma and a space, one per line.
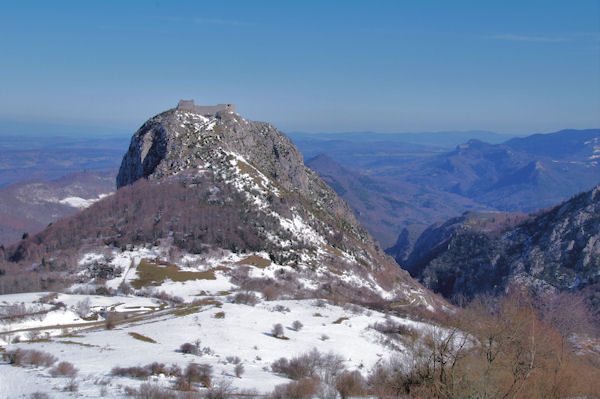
0, 291, 429, 398
0, 245, 439, 398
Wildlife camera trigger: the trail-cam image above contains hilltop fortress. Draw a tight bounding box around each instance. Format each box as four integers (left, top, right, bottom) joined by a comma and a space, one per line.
177, 100, 235, 115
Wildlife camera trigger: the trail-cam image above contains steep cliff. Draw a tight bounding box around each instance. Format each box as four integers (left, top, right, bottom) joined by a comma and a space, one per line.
404, 186, 600, 300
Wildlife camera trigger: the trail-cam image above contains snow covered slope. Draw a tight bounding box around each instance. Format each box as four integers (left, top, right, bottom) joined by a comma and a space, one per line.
1, 287, 436, 397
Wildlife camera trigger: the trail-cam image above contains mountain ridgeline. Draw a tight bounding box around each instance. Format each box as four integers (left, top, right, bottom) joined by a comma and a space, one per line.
302, 129, 600, 265
402, 185, 600, 303
0, 106, 441, 308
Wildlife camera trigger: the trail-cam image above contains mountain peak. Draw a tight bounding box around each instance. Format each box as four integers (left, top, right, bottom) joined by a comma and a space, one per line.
117, 108, 307, 193
5, 105, 444, 309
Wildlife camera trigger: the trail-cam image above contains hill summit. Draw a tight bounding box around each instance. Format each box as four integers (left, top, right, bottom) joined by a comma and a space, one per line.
2, 103, 440, 308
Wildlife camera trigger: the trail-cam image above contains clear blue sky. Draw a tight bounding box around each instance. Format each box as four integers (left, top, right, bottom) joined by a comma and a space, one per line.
0, 0, 598, 134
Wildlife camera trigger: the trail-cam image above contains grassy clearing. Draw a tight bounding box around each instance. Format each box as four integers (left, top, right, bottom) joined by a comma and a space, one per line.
236, 159, 265, 187
128, 332, 156, 343
324, 244, 343, 257
58, 340, 97, 348
332, 317, 349, 324
236, 255, 271, 269
214, 311, 225, 319
23, 338, 52, 343
131, 259, 216, 289
170, 299, 223, 317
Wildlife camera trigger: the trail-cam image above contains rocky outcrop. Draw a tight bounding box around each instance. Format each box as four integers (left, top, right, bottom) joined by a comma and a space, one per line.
116, 108, 377, 257
4, 106, 444, 308
404, 186, 600, 300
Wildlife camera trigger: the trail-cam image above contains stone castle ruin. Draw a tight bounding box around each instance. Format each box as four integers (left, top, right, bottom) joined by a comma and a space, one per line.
177, 100, 235, 116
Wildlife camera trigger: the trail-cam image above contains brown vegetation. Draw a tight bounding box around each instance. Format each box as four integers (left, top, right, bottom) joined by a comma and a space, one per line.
128, 332, 157, 343
50, 361, 78, 377
366, 287, 600, 399
111, 362, 181, 380
3, 348, 57, 368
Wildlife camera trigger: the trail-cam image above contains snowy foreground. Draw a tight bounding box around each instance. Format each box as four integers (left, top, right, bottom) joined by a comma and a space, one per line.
1, 294, 429, 398
0, 248, 434, 398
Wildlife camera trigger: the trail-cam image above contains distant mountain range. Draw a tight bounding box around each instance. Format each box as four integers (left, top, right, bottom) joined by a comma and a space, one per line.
301, 128, 600, 259
306, 154, 486, 249
0, 170, 116, 246
0, 135, 129, 187
288, 130, 517, 149
392, 129, 600, 212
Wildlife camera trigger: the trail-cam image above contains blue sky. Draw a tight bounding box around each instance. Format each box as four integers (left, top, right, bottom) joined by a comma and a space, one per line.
0, 0, 598, 134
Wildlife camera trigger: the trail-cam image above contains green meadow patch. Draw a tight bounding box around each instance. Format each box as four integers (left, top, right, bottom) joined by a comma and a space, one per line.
131, 259, 216, 289
235, 255, 271, 268
128, 332, 156, 343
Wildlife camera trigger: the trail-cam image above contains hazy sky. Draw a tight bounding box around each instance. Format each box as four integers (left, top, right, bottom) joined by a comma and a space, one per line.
1, 0, 599, 134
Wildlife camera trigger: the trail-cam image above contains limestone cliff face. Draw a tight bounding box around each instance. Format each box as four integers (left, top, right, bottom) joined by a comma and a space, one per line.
117, 110, 308, 194
111, 107, 440, 305
116, 109, 371, 253
405, 185, 600, 300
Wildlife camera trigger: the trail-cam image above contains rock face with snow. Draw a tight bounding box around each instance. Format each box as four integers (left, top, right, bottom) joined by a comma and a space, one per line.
404, 185, 600, 301
3, 106, 441, 308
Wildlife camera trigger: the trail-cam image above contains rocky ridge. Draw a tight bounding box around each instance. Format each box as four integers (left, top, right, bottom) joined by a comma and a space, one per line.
403, 185, 600, 301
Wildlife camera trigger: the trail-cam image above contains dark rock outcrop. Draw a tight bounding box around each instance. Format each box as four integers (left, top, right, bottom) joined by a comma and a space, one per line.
404, 186, 600, 300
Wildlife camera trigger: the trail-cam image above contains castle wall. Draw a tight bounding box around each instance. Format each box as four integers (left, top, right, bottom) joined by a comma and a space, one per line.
177, 100, 235, 115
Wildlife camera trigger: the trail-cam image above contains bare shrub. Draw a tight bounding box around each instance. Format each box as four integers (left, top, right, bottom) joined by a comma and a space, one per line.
4, 348, 57, 368
119, 281, 133, 296
315, 299, 326, 308
39, 292, 58, 304
271, 323, 284, 338
29, 393, 50, 399
136, 382, 178, 399
180, 342, 199, 355
292, 320, 303, 331
110, 363, 180, 380
0, 302, 45, 323
320, 334, 329, 341
272, 377, 319, 399
273, 305, 290, 313
233, 292, 258, 306
105, 313, 119, 329
234, 363, 245, 378
74, 298, 91, 318
148, 362, 168, 376
204, 379, 235, 399
50, 361, 78, 377
336, 370, 365, 399
225, 355, 241, 364
261, 287, 279, 301
111, 365, 151, 379
182, 362, 212, 388
271, 348, 345, 383
64, 378, 78, 392
363, 288, 600, 399
370, 318, 415, 336
167, 364, 182, 378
